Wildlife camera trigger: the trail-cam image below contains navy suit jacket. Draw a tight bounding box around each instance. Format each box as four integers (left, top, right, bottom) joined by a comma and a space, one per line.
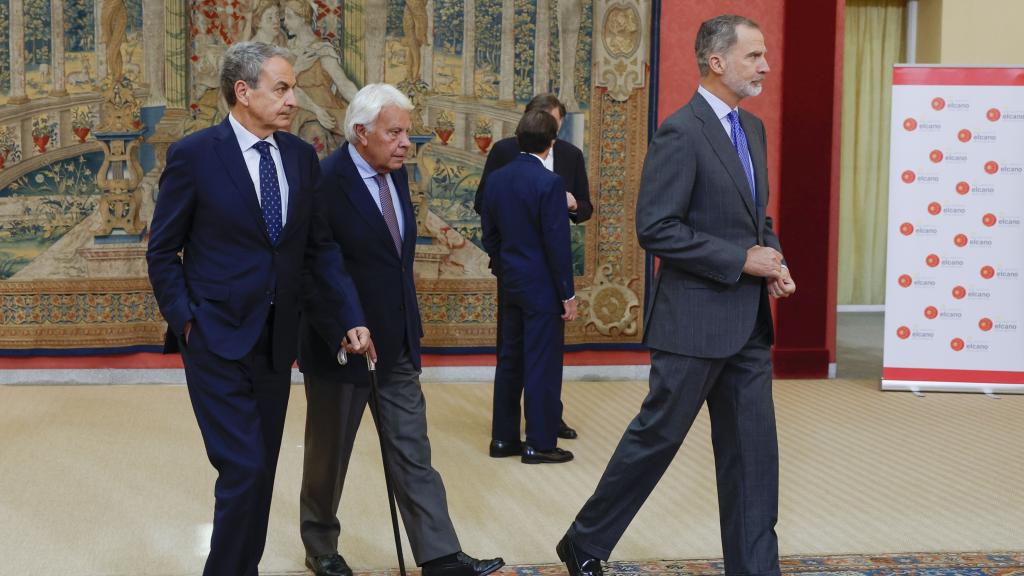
636, 92, 781, 358
480, 154, 574, 313
299, 143, 422, 381
474, 137, 592, 223
146, 118, 364, 370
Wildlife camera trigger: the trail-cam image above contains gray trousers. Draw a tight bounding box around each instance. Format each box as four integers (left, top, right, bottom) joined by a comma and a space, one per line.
570, 318, 780, 576
299, 346, 460, 564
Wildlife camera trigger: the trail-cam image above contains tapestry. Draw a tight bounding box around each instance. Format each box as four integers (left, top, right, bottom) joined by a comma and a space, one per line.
0, 0, 651, 353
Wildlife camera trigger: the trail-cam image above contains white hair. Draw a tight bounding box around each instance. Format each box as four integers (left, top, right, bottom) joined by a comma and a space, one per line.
344, 83, 414, 144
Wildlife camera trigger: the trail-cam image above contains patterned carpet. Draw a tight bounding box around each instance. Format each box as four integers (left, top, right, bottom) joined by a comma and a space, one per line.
267, 553, 1024, 576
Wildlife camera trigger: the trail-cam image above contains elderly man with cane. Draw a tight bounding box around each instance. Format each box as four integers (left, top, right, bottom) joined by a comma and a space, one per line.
298, 83, 504, 576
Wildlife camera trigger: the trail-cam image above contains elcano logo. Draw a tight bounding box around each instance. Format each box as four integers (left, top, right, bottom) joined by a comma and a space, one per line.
985, 161, 999, 174
950, 337, 965, 352
982, 213, 997, 227
979, 317, 993, 332
952, 285, 967, 299
925, 254, 940, 267
932, 97, 946, 111
903, 118, 918, 131
928, 202, 942, 216
958, 129, 972, 142
980, 265, 996, 279
930, 150, 944, 163
954, 233, 969, 247
902, 170, 916, 184
956, 181, 970, 195
987, 108, 1001, 122
900, 222, 915, 236
897, 326, 911, 339
924, 306, 939, 319
898, 274, 913, 288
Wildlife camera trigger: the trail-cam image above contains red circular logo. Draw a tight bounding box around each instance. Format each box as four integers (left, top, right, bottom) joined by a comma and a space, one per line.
987, 108, 1001, 122
930, 149, 944, 163
924, 306, 939, 319
954, 233, 968, 247
985, 161, 999, 174
898, 274, 913, 288
897, 326, 911, 339
950, 338, 965, 352
956, 181, 970, 195
902, 170, 916, 184
900, 222, 915, 236
980, 265, 995, 279
982, 213, 997, 227
932, 97, 946, 111
927, 202, 942, 215
979, 318, 993, 331
958, 129, 972, 142
925, 254, 940, 267
903, 118, 918, 131
952, 285, 967, 299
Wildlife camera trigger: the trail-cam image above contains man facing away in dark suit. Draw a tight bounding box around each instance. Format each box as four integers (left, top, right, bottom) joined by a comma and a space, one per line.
480, 110, 579, 464
474, 94, 590, 458
556, 15, 796, 576
297, 83, 504, 576
146, 42, 372, 576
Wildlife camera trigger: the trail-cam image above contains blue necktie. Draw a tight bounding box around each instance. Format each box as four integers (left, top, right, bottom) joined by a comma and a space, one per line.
253, 141, 283, 244
727, 110, 756, 203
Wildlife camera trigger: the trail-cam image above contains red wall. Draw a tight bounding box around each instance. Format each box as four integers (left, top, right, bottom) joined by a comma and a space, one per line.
656, 0, 842, 378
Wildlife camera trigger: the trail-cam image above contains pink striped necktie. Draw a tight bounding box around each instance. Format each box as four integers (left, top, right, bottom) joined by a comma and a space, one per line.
375, 173, 403, 256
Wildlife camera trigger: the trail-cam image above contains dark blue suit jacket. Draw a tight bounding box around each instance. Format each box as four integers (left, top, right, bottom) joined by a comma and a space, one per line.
299, 143, 422, 381
146, 118, 364, 370
480, 153, 574, 313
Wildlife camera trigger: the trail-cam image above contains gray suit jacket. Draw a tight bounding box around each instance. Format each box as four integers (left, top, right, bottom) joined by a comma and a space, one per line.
637, 92, 782, 359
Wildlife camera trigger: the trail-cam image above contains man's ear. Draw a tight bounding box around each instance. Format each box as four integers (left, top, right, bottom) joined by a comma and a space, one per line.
234, 80, 250, 106
354, 124, 369, 146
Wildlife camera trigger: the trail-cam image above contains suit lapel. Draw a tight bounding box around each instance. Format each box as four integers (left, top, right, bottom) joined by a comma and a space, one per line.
552, 139, 569, 180
691, 94, 757, 224
277, 134, 302, 242
338, 143, 403, 260
391, 167, 418, 263
212, 119, 269, 242
741, 110, 769, 225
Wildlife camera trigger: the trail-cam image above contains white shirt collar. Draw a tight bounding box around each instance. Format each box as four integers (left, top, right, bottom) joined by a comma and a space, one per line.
228, 112, 278, 152
698, 84, 738, 122
348, 143, 382, 181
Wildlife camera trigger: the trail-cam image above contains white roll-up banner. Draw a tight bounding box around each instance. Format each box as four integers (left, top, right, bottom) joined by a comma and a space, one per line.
883, 66, 1024, 393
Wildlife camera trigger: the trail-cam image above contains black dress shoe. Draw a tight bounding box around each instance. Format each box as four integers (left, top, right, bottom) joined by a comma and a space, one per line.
558, 419, 578, 439
306, 553, 353, 576
556, 534, 603, 576
421, 552, 505, 576
521, 445, 574, 464
489, 439, 522, 458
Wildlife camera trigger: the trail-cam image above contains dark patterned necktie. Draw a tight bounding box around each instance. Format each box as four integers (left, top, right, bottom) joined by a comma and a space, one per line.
253, 141, 283, 244
727, 110, 756, 203
375, 173, 403, 256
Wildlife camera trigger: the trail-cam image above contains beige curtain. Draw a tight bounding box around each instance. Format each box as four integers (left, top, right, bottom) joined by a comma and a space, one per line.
838, 0, 906, 305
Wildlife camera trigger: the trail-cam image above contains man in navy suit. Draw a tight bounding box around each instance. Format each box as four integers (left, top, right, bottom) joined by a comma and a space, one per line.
297, 84, 505, 576
480, 110, 578, 464
556, 15, 796, 576
475, 94, 588, 457
146, 42, 371, 576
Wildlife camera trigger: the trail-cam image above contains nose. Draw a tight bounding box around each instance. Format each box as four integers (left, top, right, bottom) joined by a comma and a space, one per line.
400, 132, 411, 148
759, 57, 770, 75
284, 87, 297, 107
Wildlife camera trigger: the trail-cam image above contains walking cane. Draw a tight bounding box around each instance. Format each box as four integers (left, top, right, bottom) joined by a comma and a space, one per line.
365, 353, 408, 576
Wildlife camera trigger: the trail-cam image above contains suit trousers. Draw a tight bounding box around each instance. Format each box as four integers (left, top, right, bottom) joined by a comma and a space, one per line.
493, 292, 565, 450
570, 314, 779, 576
180, 311, 291, 576
299, 345, 460, 564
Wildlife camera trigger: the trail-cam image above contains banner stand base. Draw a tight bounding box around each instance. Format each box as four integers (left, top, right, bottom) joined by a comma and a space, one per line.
881, 380, 1024, 395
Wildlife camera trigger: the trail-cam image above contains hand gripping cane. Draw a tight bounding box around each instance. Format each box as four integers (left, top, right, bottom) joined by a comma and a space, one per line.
365, 354, 408, 576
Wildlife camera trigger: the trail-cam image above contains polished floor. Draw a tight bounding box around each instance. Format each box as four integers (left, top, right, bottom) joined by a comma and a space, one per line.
1, 313, 1022, 575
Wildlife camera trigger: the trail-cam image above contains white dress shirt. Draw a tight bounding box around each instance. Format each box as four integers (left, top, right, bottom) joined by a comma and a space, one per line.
228, 113, 289, 226
348, 145, 405, 238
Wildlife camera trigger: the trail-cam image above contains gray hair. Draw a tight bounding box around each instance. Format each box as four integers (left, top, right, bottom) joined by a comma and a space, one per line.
694, 15, 759, 77
344, 83, 414, 144
220, 41, 291, 107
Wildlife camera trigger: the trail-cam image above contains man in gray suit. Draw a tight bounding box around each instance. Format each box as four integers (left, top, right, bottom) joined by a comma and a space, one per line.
556, 15, 795, 576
